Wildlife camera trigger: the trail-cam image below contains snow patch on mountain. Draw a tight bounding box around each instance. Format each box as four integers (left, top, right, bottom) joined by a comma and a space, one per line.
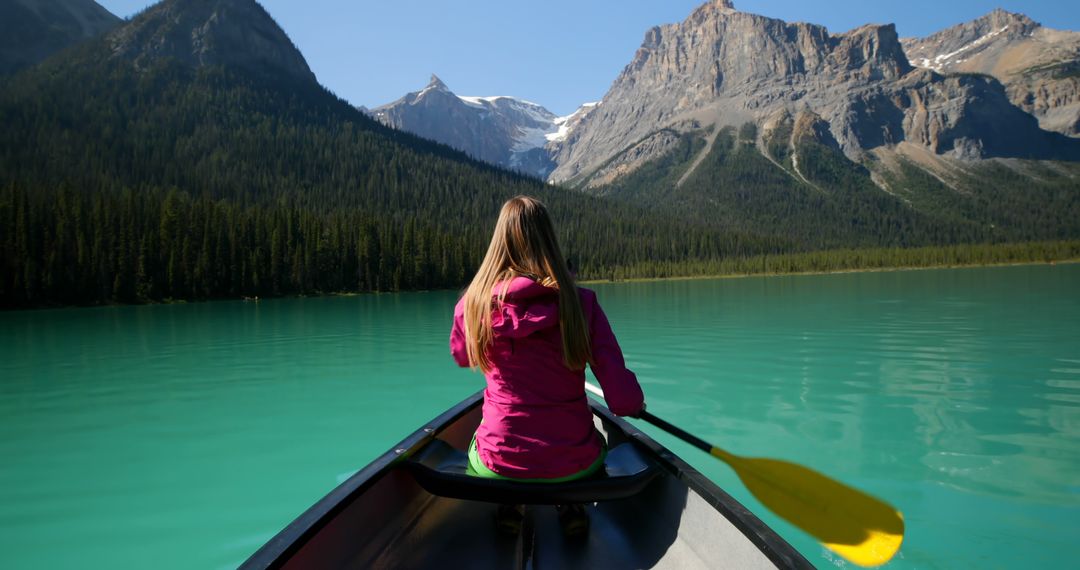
459, 95, 544, 109
512, 126, 553, 153
909, 26, 1010, 71
547, 102, 600, 143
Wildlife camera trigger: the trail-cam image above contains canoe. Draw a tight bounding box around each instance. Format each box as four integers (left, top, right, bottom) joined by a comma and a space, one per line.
240, 391, 813, 569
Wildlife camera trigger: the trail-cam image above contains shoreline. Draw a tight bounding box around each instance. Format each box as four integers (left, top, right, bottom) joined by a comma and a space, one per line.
5, 257, 1078, 312
578, 258, 1080, 286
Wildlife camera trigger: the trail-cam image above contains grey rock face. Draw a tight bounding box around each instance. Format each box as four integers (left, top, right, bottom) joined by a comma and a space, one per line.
107, 0, 316, 84
373, 75, 596, 178
894, 69, 1058, 159
549, 1, 1077, 186
902, 9, 1080, 137
0, 0, 120, 73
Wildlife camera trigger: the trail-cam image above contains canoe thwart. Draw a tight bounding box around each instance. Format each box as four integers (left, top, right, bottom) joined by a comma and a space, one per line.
405, 438, 662, 505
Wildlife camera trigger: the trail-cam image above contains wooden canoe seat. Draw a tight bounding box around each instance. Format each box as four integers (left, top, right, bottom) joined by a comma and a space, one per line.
405, 439, 662, 505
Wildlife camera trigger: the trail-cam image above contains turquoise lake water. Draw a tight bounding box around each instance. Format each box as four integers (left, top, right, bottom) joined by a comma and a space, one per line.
2, 264, 1078, 569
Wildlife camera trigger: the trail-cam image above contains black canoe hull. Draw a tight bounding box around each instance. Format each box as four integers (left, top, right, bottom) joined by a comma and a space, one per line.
241, 391, 812, 569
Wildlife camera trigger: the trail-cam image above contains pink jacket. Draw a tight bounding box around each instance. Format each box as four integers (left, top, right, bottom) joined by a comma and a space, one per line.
450, 277, 644, 479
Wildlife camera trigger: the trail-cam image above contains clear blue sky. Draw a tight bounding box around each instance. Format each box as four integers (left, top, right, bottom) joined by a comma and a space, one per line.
97, 0, 1078, 116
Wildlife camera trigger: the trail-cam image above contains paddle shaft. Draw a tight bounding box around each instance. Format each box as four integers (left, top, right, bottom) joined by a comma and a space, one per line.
637, 410, 714, 454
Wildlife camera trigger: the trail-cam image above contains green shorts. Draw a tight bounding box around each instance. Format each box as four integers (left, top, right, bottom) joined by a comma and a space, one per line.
467, 435, 607, 483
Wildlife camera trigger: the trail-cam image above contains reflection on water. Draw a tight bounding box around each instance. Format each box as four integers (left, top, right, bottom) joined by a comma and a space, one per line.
588, 265, 1080, 568
1, 264, 1078, 569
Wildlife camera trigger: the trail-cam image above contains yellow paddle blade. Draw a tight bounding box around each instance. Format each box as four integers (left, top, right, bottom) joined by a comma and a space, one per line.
713, 449, 904, 567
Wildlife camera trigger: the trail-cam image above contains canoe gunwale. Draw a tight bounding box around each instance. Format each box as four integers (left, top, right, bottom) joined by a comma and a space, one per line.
240, 391, 486, 570
241, 390, 813, 569
590, 402, 815, 569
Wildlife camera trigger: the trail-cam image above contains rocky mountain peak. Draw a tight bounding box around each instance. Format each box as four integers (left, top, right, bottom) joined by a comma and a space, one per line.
549, 1, 927, 183
902, 9, 1078, 137
833, 23, 913, 79
692, 0, 736, 16
107, 0, 315, 83
905, 8, 1039, 62
549, 1, 1079, 186
622, 3, 912, 101
974, 9, 1039, 37
426, 73, 449, 92
373, 76, 577, 178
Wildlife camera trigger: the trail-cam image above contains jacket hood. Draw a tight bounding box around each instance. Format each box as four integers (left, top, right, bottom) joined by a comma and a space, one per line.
492, 277, 559, 339
496, 276, 556, 301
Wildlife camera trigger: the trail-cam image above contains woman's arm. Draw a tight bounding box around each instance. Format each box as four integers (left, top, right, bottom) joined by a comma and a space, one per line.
582, 289, 645, 416
450, 298, 471, 368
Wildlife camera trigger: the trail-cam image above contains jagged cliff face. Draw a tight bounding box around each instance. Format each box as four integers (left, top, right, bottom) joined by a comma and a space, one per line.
107, 0, 316, 84
902, 9, 1080, 137
549, 1, 1075, 186
372, 75, 597, 177
0, 0, 120, 73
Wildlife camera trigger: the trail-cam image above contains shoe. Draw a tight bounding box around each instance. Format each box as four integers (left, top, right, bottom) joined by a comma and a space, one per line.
495, 504, 525, 536
556, 504, 589, 538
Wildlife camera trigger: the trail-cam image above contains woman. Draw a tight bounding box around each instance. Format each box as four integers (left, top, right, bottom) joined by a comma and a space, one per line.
449, 195, 645, 537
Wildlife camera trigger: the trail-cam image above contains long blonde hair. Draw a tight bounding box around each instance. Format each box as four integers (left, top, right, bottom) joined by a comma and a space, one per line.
463, 196, 590, 373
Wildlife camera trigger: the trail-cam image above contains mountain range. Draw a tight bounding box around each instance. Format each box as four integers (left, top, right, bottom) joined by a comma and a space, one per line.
373, 1, 1079, 190
1, 0, 1078, 307
902, 9, 1080, 137
105, 0, 315, 83
369, 75, 598, 178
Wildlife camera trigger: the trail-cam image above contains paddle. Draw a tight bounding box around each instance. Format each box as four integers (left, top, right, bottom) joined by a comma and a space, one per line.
584, 382, 904, 567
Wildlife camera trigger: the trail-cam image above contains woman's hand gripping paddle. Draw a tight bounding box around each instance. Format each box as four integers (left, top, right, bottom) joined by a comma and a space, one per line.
585, 382, 904, 567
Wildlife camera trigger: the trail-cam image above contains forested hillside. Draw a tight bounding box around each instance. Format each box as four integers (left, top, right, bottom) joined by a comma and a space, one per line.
0, 39, 778, 308
591, 126, 1080, 249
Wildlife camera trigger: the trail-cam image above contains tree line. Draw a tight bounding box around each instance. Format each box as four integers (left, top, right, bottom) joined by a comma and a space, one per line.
0, 179, 788, 307
596, 241, 1080, 282
5, 180, 1075, 308
0, 45, 784, 307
